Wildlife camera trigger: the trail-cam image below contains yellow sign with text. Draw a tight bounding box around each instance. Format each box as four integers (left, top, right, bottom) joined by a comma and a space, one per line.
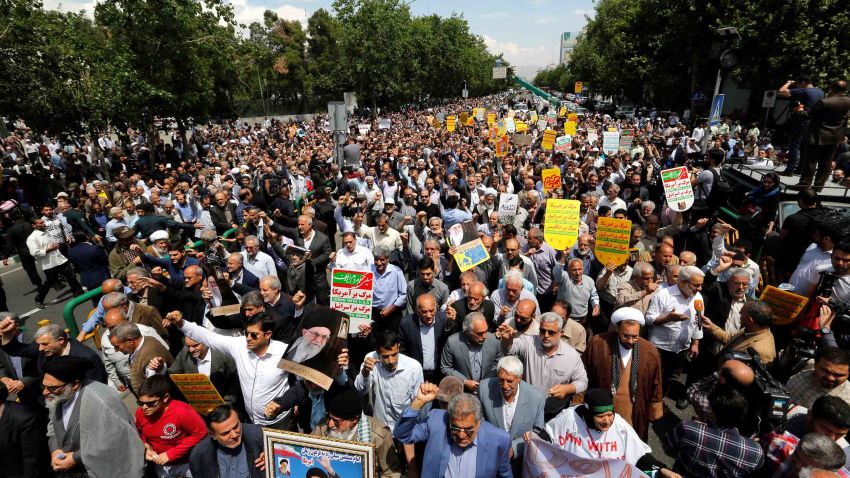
541, 168, 561, 193
543, 199, 581, 251
541, 129, 557, 150
759, 286, 809, 325
487, 112, 496, 126
515, 120, 528, 133
170, 373, 225, 415
564, 121, 577, 136
575, 81, 583, 93
594, 217, 632, 266
447, 116, 457, 132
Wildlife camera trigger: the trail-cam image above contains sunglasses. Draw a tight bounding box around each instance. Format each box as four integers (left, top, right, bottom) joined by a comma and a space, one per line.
539, 329, 560, 336
43, 383, 68, 393
137, 398, 162, 408
449, 425, 476, 435
246, 331, 264, 339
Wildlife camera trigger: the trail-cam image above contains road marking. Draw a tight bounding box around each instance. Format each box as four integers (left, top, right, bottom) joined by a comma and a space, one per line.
19, 308, 41, 319
0, 266, 23, 277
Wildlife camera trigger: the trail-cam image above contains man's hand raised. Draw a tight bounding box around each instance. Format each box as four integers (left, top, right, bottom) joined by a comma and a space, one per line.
411, 382, 440, 409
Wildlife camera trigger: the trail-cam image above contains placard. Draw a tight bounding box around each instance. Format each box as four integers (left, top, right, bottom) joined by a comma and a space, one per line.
619, 129, 634, 151
378, 118, 390, 130
602, 131, 620, 155
564, 120, 577, 136
587, 128, 598, 143
357, 124, 371, 135
330, 269, 374, 332
537, 119, 548, 131
567, 113, 578, 123
660, 166, 695, 212
541, 168, 561, 193
459, 112, 469, 125
555, 135, 572, 153
495, 135, 509, 158
505, 117, 516, 133
487, 112, 496, 126
446, 116, 457, 132
543, 199, 581, 250
498, 193, 519, 224
512, 134, 534, 146
530, 112, 539, 124
264, 429, 377, 478
541, 129, 557, 151
452, 239, 491, 272
574, 81, 583, 94
547, 110, 557, 125
497, 119, 507, 137
515, 120, 528, 133
594, 217, 632, 266
759, 285, 809, 325
170, 374, 225, 415
558, 106, 567, 117
476, 108, 485, 122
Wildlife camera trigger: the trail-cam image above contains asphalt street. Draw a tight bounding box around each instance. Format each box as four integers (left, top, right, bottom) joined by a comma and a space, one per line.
0, 259, 692, 465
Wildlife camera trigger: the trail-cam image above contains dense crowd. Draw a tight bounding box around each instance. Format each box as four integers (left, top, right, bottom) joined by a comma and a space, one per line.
0, 79, 849, 478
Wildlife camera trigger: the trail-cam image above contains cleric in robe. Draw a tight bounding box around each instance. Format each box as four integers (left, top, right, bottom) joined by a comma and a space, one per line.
279, 304, 348, 390
532, 389, 678, 476
582, 307, 663, 440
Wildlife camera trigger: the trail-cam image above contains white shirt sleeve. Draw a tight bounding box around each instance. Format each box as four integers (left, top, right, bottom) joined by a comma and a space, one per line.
178, 319, 242, 358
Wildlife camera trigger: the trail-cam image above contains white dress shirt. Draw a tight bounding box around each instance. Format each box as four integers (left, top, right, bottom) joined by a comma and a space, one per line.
502, 389, 519, 432
645, 284, 704, 353
27, 229, 68, 270
178, 320, 290, 425
354, 351, 423, 432
333, 245, 374, 272
241, 250, 277, 279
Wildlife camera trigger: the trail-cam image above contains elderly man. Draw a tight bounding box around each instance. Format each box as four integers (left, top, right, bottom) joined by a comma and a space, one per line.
646, 265, 705, 406
615, 261, 659, 314
394, 384, 512, 478
583, 307, 663, 440
700, 300, 777, 364
449, 281, 497, 332
101, 307, 168, 391
188, 404, 267, 478
479, 356, 545, 472
293, 214, 333, 304
41, 357, 145, 478
399, 294, 450, 383
497, 312, 588, 420
787, 347, 850, 409
525, 227, 558, 311
241, 235, 276, 279
0, 320, 108, 384
566, 233, 603, 279
554, 257, 601, 334
355, 213, 403, 252
441, 312, 502, 395
330, 231, 374, 271
490, 271, 540, 329
599, 183, 627, 212
110, 322, 173, 396
227, 252, 259, 289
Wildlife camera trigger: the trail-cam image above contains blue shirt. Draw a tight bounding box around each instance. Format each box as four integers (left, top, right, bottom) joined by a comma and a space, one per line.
217, 444, 249, 478
372, 264, 407, 310
446, 437, 478, 478
81, 285, 133, 333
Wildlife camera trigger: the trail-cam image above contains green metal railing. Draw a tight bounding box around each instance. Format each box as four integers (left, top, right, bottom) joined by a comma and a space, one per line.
62, 227, 237, 336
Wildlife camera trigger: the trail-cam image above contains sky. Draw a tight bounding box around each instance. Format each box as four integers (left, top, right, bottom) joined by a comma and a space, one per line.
42, 0, 596, 77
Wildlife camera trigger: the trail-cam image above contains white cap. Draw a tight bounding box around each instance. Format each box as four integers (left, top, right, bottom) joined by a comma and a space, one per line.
484, 188, 498, 197
611, 307, 645, 326
149, 230, 169, 242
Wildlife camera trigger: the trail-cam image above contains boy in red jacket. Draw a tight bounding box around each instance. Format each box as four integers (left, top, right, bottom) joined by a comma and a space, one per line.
135, 376, 207, 478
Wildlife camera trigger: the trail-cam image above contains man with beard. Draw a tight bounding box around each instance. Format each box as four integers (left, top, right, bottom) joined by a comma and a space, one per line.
42, 356, 146, 478
565, 233, 603, 279
498, 313, 587, 420
355, 331, 423, 433
146, 230, 171, 259
441, 312, 503, 395
616, 262, 660, 314
449, 281, 497, 332
27, 215, 84, 309
490, 271, 540, 330
582, 307, 664, 441
312, 386, 402, 478
399, 293, 450, 383
788, 347, 850, 409
504, 298, 540, 337
406, 257, 450, 314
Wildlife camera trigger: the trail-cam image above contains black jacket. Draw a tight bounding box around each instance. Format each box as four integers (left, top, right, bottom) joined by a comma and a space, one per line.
189, 423, 265, 478
1, 338, 108, 385
398, 312, 450, 370
0, 402, 51, 478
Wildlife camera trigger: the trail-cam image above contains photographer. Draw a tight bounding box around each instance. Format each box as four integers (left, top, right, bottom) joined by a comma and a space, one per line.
765, 395, 850, 472
799, 241, 850, 305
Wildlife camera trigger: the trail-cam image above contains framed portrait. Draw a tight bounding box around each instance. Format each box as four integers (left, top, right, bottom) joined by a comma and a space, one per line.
263, 429, 376, 478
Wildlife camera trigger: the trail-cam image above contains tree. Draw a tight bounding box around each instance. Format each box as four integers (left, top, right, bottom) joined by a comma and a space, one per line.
306, 8, 343, 97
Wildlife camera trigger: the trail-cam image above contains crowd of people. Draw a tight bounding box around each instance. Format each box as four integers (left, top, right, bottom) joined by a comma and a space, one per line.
0, 80, 849, 478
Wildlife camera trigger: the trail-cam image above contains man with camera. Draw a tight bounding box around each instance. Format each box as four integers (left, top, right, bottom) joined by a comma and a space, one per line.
779, 76, 825, 176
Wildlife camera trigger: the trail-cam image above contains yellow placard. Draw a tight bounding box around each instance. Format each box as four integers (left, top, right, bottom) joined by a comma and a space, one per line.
594, 217, 632, 266
531, 112, 539, 124
447, 116, 457, 132
170, 373, 225, 415
541, 129, 557, 150
759, 286, 810, 325
564, 121, 577, 136
497, 120, 507, 137
515, 120, 528, 133
487, 112, 496, 126
433, 118, 441, 129
460, 112, 469, 125
568, 113, 578, 123
495, 135, 509, 158
541, 168, 561, 193
466, 117, 475, 126
558, 106, 567, 117
575, 81, 583, 93
543, 199, 581, 251
452, 238, 491, 272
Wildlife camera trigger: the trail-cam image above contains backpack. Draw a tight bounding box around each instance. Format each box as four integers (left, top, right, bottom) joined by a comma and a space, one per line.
703, 168, 732, 209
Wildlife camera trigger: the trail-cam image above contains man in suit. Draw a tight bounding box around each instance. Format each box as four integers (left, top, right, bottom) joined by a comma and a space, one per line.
394, 383, 512, 478
144, 265, 207, 326
227, 252, 259, 289
188, 403, 267, 478
294, 214, 333, 305
0, 321, 108, 384
102, 306, 169, 391
399, 293, 450, 383
102, 291, 169, 344
479, 355, 545, 474
209, 191, 239, 234
0, 382, 50, 478
42, 356, 146, 477
441, 312, 502, 395
110, 322, 173, 396
798, 79, 850, 190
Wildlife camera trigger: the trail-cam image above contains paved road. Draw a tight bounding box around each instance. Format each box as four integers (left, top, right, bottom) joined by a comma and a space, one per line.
0, 260, 692, 465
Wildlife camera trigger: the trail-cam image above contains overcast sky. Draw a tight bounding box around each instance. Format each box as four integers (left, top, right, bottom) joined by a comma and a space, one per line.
43, 0, 595, 75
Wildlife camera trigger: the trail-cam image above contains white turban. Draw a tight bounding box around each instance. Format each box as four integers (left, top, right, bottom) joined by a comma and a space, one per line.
611, 307, 645, 326
149, 230, 169, 242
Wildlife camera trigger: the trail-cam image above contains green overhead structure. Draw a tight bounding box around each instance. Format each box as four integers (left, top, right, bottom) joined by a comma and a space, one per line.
511, 75, 561, 106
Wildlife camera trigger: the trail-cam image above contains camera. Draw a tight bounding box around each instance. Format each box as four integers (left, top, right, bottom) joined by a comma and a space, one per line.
722, 348, 791, 434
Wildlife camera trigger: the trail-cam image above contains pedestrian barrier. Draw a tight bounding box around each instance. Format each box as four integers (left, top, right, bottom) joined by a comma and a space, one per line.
61, 227, 237, 336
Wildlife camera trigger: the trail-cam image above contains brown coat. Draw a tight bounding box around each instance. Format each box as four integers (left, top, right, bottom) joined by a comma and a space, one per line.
583, 332, 663, 441
130, 302, 168, 343
706, 324, 776, 364
128, 338, 173, 395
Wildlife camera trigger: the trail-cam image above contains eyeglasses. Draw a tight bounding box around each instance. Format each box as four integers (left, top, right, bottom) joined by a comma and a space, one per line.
43, 383, 68, 393
327, 414, 357, 426
449, 425, 476, 435
136, 398, 161, 408
539, 329, 560, 336
515, 314, 533, 322
245, 331, 263, 339
305, 330, 330, 341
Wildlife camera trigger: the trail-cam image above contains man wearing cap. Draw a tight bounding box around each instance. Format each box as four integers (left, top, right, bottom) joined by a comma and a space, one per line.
108, 225, 147, 281
42, 356, 146, 477
394, 383, 512, 478
312, 386, 402, 478
535, 388, 677, 475
26, 215, 84, 308
583, 307, 663, 440
381, 196, 406, 230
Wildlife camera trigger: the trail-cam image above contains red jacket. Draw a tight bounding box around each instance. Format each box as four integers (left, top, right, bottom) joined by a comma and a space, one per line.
135, 400, 207, 463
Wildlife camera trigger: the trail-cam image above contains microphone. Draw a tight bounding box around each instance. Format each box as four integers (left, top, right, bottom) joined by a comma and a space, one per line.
694, 299, 704, 330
